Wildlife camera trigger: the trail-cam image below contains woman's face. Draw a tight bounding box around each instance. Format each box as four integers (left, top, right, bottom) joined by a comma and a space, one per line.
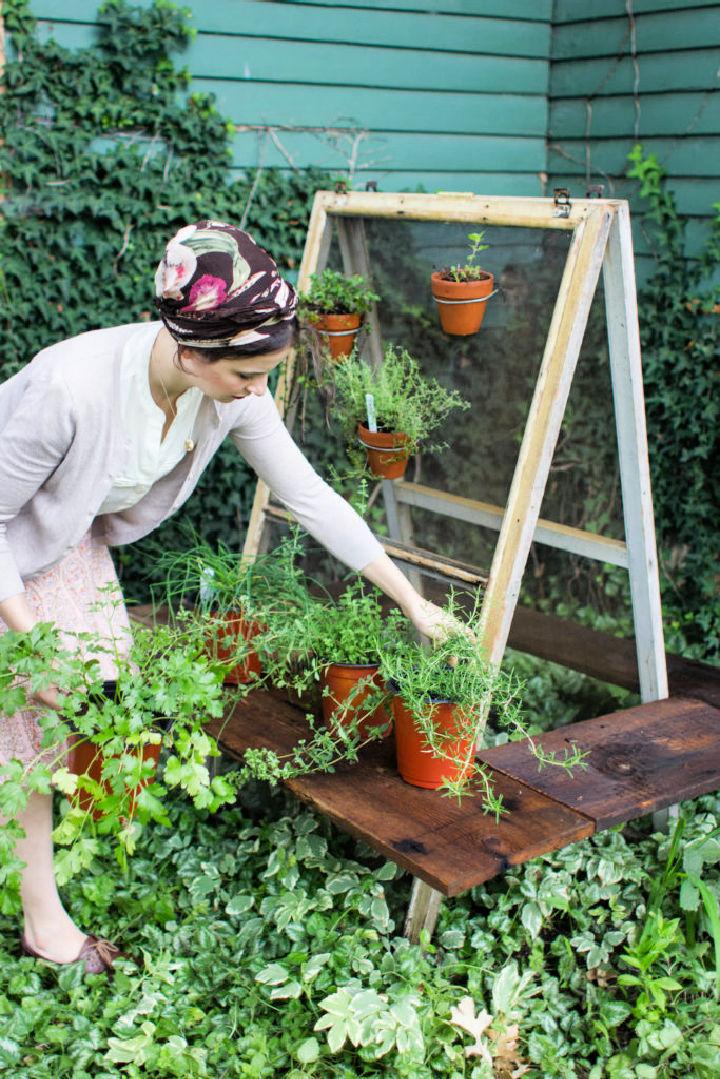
179, 345, 290, 403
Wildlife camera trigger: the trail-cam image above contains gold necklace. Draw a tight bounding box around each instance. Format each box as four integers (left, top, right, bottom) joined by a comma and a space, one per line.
149, 337, 194, 451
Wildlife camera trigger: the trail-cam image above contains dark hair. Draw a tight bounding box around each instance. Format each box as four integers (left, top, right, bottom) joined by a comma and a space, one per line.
175, 316, 297, 367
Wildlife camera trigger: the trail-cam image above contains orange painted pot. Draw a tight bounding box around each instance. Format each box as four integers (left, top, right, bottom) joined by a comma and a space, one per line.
320, 662, 391, 739
430, 270, 494, 336
67, 736, 161, 820
313, 312, 362, 361
357, 423, 411, 480
391, 694, 474, 790
208, 613, 263, 684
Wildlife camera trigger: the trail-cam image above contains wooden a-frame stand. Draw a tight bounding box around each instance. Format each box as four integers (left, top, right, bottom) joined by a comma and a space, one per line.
242, 191, 669, 940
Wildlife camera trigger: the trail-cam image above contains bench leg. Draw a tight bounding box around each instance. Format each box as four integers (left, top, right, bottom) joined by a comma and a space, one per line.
653, 804, 679, 831
404, 878, 443, 943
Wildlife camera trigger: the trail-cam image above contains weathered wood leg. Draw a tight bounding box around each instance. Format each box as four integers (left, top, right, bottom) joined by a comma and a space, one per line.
603, 204, 672, 824
404, 878, 443, 943
652, 804, 679, 832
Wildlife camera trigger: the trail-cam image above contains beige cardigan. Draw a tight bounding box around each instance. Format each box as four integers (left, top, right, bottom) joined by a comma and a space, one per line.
0, 322, 382, 603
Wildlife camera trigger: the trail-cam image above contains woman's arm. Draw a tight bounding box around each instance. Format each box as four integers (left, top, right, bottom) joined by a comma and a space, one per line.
360, 550, 464, 641
229, 395, 463, 641
0, 593, 38, 633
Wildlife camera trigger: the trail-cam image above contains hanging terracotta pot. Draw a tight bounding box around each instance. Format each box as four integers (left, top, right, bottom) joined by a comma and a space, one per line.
208, 612, 262, 684
313, 312, 362, 361
357, 423, 411, 480
391, 694, 474, 790
320, 662, 391, 739
67, 735, 161, 820
430, 270, 494, 336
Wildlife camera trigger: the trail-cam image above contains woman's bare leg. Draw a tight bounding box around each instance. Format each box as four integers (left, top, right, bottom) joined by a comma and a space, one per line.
16, 791, 87, 962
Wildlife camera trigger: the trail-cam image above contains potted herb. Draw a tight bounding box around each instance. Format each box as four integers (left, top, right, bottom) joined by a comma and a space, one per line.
378, 603, 586, 809
156, 530, 309, 686
253, 578, 391, 740
0, 616, 235, 887
298, 269, 380, 361
431, 231, 495, 336
330, 344, 469, 480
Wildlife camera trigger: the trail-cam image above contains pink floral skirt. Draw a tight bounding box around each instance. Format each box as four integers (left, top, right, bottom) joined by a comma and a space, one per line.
0, 533, 132, 767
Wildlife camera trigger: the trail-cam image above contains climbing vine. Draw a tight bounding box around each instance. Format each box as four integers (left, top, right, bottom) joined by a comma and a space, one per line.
627, 146, 720, 659
0, 0, 331, 597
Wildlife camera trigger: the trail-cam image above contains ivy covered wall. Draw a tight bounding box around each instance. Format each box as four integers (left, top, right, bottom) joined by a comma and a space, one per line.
0, 0, 332, 597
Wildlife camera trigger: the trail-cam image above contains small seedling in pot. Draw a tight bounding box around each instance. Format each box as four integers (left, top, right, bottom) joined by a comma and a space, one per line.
448, 232, 490, 283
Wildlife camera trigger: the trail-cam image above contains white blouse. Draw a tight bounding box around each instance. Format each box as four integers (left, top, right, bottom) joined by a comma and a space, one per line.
98, 323, 203, 514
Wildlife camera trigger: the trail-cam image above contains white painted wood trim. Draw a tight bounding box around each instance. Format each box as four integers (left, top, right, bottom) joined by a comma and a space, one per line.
336, 217, 384, 369
603, 204, 668, 702
243, 200, 331, 559
315, 190, 625, 231
477, 207, 614, 665
394, 481, 629, 567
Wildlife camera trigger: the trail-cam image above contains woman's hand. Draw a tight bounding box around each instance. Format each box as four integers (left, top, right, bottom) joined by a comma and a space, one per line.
31, 684, 64, 711
361, 552, 476, 645
401, 595, 474, 644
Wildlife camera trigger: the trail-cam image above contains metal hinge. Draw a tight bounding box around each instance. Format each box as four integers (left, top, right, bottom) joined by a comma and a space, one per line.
365, 180, 378, 192
586, 183, 605, 199
553, 187, 572, 218
334, 180, 348, 194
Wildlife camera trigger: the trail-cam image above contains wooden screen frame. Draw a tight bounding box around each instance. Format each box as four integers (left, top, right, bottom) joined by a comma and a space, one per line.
243, 190, 668, 706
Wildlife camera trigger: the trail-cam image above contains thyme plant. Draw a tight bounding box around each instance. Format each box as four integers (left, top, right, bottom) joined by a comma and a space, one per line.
330, 343, 469, 457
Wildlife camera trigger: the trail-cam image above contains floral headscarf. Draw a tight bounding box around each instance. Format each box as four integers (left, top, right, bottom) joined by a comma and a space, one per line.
154, 220, 297, 350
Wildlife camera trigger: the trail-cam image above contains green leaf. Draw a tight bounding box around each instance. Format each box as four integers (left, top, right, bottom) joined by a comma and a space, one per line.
296, 1037, 320, 1064
226, 894, 254, 917
255, 963, 289, 986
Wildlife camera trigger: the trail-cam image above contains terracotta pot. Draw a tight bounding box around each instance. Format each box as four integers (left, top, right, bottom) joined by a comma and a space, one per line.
391, 694, 474, 790
67, 735, 161, 819
320, 662, 391, 739
208, 612, 262, 684
357, 423, 411, 480
313, 312, 362, 361
430, 270, 494, 336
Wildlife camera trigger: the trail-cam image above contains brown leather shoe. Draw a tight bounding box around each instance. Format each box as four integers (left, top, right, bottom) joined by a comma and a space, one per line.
20, 933, 121, 974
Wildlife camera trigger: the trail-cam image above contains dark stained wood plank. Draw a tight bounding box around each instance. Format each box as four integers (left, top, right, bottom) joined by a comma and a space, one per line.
208, 691, 593, 896
480, 697, 720, 830
508, 605, 720, 708
508, 604, 641, 689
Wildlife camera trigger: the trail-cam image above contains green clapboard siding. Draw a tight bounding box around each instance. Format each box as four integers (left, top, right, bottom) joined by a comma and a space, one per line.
195, 82, 546, 138
552, 49, 720, 97
28, 0, 553, 198
22, 0, 720, 272
230, 128, 545, 172
548, 0, 720, 276
553, 0, 720, 23
280, 1, 553, 19
32, 0, 552, 56
227, 168, 543, 196
550, 93, 720, 139
35, 21, 548, 96
553, 8, 720, 58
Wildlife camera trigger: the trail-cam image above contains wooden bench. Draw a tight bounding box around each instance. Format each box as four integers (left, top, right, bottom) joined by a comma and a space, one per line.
134, 603, 720, 938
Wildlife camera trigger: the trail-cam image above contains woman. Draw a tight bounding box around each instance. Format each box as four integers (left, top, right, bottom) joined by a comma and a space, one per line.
0, 220, 454, 973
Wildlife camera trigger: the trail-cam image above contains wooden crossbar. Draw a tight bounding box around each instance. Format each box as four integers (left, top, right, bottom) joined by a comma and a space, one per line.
393, 481, 629, 567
